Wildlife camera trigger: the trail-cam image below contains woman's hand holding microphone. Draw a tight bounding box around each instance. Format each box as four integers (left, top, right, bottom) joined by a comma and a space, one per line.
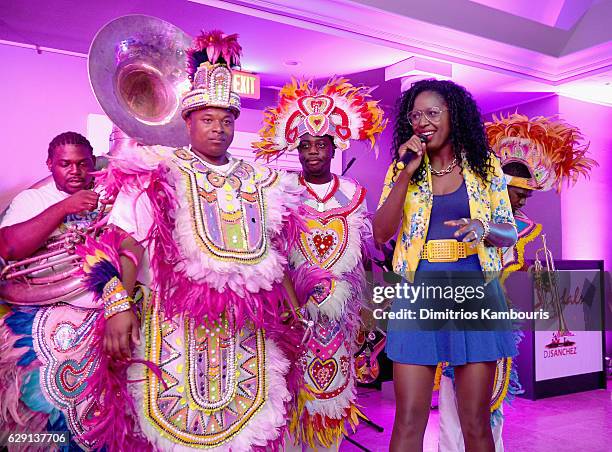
396, 135, 427, 177
374, 135, 427, 243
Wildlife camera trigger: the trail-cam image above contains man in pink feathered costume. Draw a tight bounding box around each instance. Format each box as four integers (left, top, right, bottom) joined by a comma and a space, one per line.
78, 30, 305, 450
0, 132, 104, 450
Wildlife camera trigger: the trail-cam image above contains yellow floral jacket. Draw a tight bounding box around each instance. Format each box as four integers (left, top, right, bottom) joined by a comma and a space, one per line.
378, 153, 515, 280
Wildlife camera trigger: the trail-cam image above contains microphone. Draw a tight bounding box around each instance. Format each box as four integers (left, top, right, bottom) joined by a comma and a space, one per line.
399, 134, 427, 165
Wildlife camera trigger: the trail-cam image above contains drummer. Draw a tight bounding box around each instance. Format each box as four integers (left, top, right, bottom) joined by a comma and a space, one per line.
0, 131, 99, 260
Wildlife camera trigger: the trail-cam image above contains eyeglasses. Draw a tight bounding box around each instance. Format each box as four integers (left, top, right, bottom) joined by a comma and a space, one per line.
406, 107, 448, 126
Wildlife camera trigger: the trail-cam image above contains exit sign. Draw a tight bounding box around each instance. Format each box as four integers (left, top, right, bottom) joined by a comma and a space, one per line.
232, 70, 260, 99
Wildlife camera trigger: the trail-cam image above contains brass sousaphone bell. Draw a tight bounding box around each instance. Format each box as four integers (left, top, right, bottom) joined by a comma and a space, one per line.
88, 14, 192, 147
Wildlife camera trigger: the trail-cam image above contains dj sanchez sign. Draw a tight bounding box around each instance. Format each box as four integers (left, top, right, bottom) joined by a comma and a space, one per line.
533, 270, 603, 382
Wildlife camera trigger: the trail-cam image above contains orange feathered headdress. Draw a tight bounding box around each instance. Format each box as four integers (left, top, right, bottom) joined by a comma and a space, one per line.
485, 113, 597, 192
253, 77, 386, 161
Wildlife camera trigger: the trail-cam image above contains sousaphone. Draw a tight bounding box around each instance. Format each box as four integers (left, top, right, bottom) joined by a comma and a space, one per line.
88, 14, 192, 147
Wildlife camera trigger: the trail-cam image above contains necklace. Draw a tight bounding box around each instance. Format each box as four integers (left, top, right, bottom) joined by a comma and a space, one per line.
429, 158, 458, 176
189, 146, 236, 175
302, 175, 337, 212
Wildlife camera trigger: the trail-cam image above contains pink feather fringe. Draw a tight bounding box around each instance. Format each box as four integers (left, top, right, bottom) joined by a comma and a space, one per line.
77, 314, 153, 450
0, 317, 44, 429
260, 314, 305, 451
272, 204, 307, 257
76, 229, 126, 272
290, 262, 334, 307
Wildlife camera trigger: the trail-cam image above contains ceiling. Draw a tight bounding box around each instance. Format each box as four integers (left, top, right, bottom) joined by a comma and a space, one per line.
1, 0, 611, 111
469, 0, 598, 29
0, 0, 408, 85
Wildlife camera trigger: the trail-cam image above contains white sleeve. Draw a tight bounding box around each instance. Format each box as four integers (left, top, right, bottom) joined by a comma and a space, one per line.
107, 189, 154, 243
361, 197, 369, 213
358, 196, 373, 243
0, 190, 48, 228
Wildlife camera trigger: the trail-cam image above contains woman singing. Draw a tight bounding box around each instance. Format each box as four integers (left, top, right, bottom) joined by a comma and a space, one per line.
373, 80, 518, 452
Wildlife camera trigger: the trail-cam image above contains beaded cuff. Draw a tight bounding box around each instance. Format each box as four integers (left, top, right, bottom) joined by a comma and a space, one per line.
102, 276, 133, 319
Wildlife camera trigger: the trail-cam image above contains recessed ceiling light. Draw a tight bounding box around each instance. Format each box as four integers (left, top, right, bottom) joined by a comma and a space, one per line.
284, 60, 301, 67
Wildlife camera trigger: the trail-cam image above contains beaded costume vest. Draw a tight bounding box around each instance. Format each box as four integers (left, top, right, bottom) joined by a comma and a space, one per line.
172, 148, 278, 263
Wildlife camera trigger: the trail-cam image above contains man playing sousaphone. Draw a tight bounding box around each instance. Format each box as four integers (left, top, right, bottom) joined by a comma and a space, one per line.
0, 131, 104, 449
0, 132, 99, 260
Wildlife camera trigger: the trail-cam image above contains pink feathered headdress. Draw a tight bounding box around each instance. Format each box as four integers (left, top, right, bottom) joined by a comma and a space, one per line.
181, 30, 242, 118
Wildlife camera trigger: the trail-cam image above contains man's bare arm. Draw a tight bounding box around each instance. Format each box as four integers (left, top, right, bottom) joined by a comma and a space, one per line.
1, 202, 70, 260
0, 190, 99, 260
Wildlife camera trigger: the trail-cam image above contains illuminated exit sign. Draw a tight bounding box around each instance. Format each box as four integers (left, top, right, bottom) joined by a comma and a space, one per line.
232, 70, 260, 99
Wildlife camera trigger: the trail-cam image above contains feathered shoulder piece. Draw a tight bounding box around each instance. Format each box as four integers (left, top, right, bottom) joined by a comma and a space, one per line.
485, 113, 597, 192
254, 77, 386, 162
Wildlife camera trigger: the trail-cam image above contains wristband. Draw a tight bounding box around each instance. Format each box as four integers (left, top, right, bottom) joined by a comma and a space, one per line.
475, 218, 491, 245
102, 276, 133, 319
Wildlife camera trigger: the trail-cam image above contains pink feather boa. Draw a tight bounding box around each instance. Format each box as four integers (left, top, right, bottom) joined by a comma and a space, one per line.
77, 315, 153, 450
0, 316, 45, 430
290, 262, 364, 336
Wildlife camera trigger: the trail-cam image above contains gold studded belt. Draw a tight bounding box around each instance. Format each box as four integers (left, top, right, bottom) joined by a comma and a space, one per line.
419, 239, 478, 263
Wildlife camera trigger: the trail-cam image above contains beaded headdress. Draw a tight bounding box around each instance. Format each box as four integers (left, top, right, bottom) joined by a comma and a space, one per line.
254, 77, 386, 161
485, 113, 597, 192
181, 30, 242, 118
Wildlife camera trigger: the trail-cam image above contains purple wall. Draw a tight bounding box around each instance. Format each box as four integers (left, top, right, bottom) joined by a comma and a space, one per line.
342, 127, 394, 212
340, 69, 400, 212
558, 96, 612, 271
0, 45, 102, 210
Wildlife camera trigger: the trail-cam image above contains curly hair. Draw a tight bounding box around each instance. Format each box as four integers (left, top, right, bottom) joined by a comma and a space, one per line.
47, 131, 93, 160
392, 79, 493, 183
